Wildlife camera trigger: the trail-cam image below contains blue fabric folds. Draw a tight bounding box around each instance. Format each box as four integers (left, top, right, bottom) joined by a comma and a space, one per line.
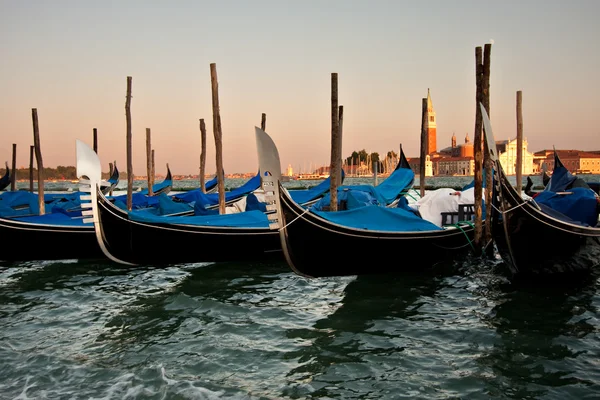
128, 208, 270, 228
534, 188, 598, 227
313, 204, 442, 232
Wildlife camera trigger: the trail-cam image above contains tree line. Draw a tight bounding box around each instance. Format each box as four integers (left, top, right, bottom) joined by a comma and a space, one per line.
0, 166, 116, 180
345, 149, 399, 173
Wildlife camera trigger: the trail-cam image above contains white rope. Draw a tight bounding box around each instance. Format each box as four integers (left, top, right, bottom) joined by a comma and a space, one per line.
491, 200, 529, 215
278, 207, 311, 231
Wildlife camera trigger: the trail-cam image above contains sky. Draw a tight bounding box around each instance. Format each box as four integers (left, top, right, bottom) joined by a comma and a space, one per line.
1, 0, 599, 176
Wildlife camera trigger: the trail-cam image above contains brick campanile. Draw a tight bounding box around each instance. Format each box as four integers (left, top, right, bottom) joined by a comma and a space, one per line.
425, 88, 437, 154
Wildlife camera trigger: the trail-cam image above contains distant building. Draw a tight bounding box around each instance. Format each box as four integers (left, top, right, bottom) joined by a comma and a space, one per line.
534, 149, 600, 174
407, 155, 433, 177
435, 156, 475, 176
496, 138, 536, 175
425, 89, 437, 155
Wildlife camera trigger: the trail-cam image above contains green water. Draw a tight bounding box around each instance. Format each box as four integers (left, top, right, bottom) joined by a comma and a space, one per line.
1, 257, 598, 399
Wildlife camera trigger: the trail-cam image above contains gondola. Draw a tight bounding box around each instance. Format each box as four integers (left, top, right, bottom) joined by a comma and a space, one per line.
0, 211, 104, 262
0, 162, 10, 191
481, 105, 600, 279
255, 127, 478, 278
76, 139, 282, 266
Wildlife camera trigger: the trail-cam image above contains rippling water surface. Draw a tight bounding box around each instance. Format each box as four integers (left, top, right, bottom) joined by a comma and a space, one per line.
1, 256, 599, 399
3, 175, 600, 399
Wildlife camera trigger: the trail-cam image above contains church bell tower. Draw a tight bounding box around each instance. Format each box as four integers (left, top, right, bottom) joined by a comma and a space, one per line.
425, 88, 437, 155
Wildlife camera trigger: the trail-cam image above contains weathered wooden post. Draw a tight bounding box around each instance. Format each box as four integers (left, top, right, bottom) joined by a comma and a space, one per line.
473, 46, 484, 254
516, 90, 523, 196
93, 128, 98, 153
329, 72, 341, 211
29, 145, 34, 192
338, 105, 344, 186
31, 108, 45, 214
482, 43, 493, 247
261, 113, 267, 131
199, 118, 207, 193
125, 76, 133, 211
145, 128, 154, 195
419, 98, 427, 198
10, 143, 16, 191
151, 151, 155, 189
210, 63, 226, 214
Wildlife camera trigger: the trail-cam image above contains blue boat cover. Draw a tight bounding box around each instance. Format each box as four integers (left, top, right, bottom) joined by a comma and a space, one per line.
174, 173, 262, 206
310, 185, 385, 211
535, 188, 598, 227
0, 191, 40, 216
127, 193, 194, 216
288, 170, 346, 205
127, 208, 271, 228
11, 212, 91, 226
111, 191, 161, 208
371, 165, 414, 205
535, 151, 599, 226
313, 204, 442, 232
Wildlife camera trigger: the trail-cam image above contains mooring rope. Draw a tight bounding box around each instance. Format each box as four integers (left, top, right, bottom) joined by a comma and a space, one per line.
446, 220, 476, 251
278, 207, 311, 231
490, 200, 528, 215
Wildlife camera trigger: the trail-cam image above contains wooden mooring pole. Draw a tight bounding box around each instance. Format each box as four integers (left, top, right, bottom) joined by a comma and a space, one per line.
210, 63, 226, 214
146, 128, 154, 195
482, 43, 493, 248
473, 46, 484, 255
151, 151, 155, 188
329, 72, 341, 211
419, 98, 427, 198
261, 113, 267, 131
516, 90, 524, 196
199, 118, 207, 193
31, 108, 45, 215
337, 105, 344, 186
93, 128, 98, 153
125, 76, 133, 211
29, 145, 34, 192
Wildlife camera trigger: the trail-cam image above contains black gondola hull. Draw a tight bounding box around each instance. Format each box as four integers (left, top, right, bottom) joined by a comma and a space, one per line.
96, 189, 282, 265
278, 185, 476, 278
494, 168, 600, 277
0, 217, 104, 262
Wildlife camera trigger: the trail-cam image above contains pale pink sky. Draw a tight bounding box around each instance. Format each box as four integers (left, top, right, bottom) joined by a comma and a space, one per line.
1, 0, 599, 175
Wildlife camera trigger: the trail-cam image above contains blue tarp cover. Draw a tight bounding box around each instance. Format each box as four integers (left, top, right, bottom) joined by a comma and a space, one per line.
0, 191, 40, 216
311, 186, 385, 211
371, 166, 414, 205
534, 188, 598, 227
174, 173, 261, 207
11, 212, 91, 226
127, 208, 271, 228
313, 203, 442, 231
